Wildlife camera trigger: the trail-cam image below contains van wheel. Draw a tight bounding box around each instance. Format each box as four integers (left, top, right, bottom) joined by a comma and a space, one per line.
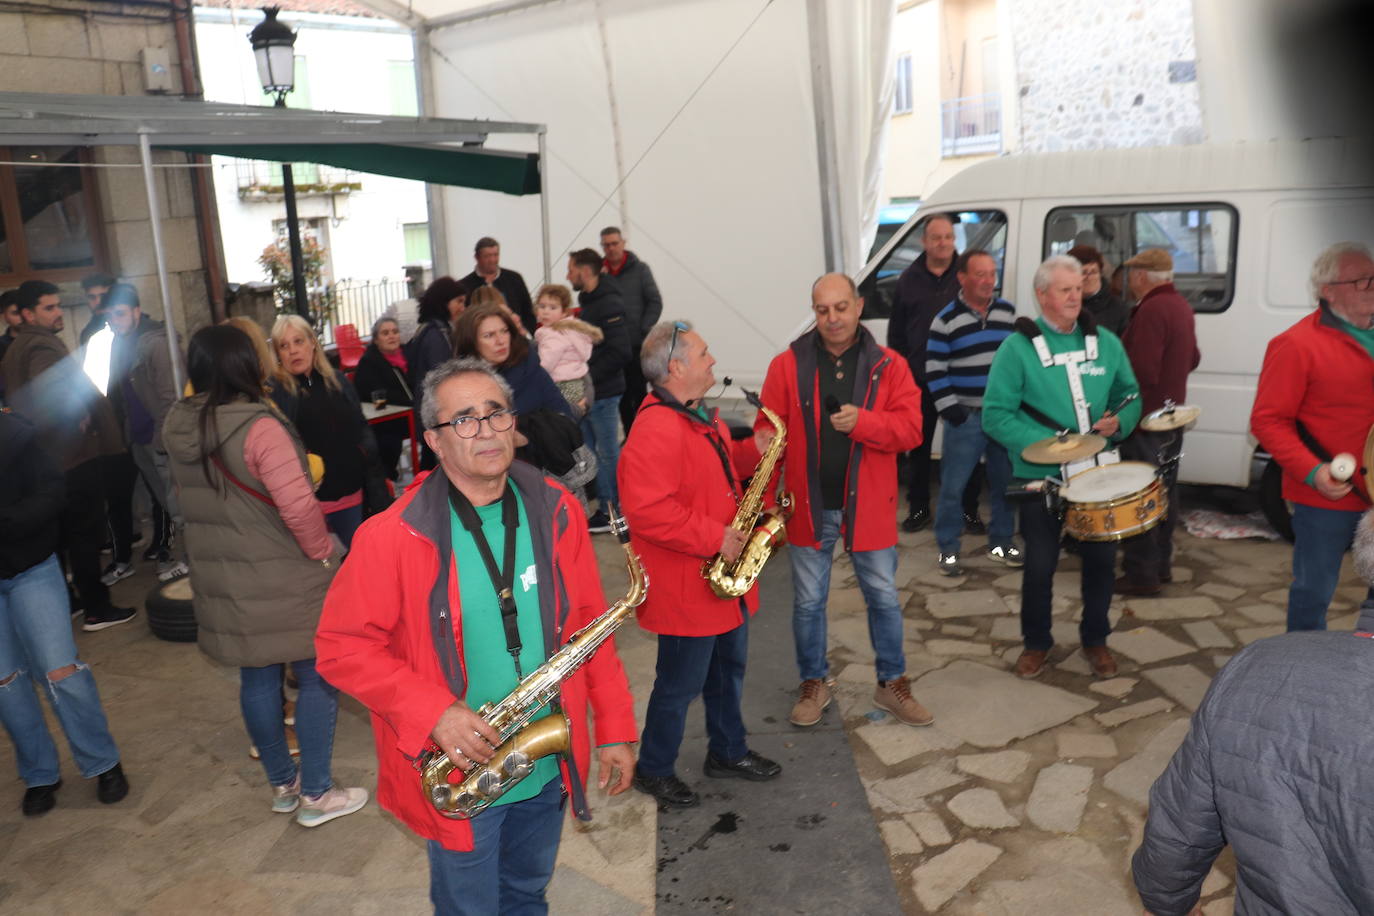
1260, 459, 1295, 542
145, 574, 198, 643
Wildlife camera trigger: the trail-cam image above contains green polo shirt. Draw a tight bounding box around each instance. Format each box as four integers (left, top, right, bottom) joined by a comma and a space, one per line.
450, 488, 556, 806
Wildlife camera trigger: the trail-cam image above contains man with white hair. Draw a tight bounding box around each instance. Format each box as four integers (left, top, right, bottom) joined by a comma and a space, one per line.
1115, 248, 1201, 596
1251, 241, 1374, 631
983, 255, 1141, 680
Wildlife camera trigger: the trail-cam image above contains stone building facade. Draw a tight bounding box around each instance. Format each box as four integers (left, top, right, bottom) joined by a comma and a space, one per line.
0, 0, 217, 347
1006, 0, 1204, 153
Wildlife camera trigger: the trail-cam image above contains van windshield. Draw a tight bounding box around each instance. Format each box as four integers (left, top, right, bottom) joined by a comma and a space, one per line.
858, 209, 1008, 320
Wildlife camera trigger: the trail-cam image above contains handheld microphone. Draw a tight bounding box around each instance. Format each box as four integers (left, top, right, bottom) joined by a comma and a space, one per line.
825, 395, 842, 415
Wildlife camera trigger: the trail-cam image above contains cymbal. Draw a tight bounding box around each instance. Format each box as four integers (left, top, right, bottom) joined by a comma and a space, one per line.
1139, 404, 1202, 432
1021, 432, 1107, 464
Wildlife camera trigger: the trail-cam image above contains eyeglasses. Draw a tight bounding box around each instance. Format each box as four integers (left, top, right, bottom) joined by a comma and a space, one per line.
429, 408, 517, 438
668, 320, 689, 360
1329, 275, 1374, 292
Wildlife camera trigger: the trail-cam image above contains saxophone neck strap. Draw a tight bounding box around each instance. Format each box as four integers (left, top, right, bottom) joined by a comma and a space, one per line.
449, 481, 524, 681
645, 389, 740, 496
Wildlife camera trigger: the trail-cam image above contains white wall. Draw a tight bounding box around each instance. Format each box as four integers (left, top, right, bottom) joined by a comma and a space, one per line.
194, 8, 430, 289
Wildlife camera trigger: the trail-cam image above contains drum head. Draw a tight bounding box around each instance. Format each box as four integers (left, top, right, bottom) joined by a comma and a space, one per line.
1061, 462, 1158, 502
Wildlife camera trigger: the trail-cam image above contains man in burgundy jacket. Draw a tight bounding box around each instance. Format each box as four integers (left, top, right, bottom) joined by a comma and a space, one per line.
1252, 242, 1374, 631
1116, 249, 1201, 595
618, 320, 780, 810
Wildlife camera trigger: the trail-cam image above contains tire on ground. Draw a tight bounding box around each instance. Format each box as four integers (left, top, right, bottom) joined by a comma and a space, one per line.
145, 574, 198, 643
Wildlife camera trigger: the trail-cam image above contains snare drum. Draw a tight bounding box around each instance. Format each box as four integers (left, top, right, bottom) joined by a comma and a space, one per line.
1059, 461, 1168, 542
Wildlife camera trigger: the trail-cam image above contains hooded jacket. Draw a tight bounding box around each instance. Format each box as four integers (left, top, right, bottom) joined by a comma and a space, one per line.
1251, 303, 1374, 512
163, 397, 338, 667
618, 389, 763, 636
577, 280, 632, 399
1132, 601, 1374, 916
758, 326, 923, 552
534, 317, 602, 383
1, 322, 123, 470
0, 412, 65, 579
314, 462, 637, 852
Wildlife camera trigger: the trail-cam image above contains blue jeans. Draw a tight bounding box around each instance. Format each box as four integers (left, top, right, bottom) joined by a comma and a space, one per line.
790, 509, 905, 682
0, 554, 121, 786
637, 615, 750, 778
934, 411, 1015, 555
1288, 503, 1362, 631
239, 659, 339, 795
325, 503, 363, 550
427, 774, 566, 916
580, 395, 622, 512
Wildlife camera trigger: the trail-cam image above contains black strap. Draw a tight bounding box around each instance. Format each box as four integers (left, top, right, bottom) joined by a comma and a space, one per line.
448, 482, 524, 680
643, 390, 739, 496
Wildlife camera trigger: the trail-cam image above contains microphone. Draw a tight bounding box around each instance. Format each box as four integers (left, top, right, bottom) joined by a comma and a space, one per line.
825, 395, 842, 415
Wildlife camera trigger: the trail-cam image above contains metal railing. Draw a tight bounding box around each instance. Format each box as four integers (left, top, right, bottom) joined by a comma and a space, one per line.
316, 278, 411, 347
940, 93, 1002, 157
234, 159, 363, 198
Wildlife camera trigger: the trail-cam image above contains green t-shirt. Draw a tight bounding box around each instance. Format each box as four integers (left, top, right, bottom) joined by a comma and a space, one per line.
451, 488, 557, 806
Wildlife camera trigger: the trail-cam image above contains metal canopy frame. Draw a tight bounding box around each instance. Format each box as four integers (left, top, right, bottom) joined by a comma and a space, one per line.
0, 91, 550, 392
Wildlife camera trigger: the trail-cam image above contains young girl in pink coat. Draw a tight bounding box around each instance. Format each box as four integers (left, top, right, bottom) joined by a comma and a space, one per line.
533, 283, 603, 417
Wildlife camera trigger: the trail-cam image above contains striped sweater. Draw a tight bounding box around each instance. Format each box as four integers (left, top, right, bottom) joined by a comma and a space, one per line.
924, 295, 1017, 419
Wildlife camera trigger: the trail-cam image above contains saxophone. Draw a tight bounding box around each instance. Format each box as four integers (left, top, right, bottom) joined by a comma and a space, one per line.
417, 511, 647, 819
702, 388, 793, 599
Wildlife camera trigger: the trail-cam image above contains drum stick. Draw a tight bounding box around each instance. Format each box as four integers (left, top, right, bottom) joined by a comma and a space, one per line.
1101, 392, 1139, 419
1330, 453, 1357, 482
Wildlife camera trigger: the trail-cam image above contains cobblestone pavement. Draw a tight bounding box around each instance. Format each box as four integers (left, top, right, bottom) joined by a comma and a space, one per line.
0, 519, 1359, 914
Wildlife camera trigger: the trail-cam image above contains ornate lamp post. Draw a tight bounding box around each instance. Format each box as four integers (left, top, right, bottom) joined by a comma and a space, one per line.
249, 7, 310, 319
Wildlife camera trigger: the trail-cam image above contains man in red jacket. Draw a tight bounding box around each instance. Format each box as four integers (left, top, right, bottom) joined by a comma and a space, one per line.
759, 273, 930, 729
315, 358, 637, 915
1117, 248, 1201, 596
618, 320, 782, 810
1252, 241, 1374, 631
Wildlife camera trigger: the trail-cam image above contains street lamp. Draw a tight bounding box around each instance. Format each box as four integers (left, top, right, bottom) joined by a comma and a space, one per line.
249, 7, 310, 320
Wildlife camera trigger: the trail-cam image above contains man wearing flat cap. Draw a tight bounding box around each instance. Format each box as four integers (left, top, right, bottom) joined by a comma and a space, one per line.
1116, 248, 1200, 596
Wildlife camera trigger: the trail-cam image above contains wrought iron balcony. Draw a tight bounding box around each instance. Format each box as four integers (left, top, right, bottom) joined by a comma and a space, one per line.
940, 93, 1002, 157
234, 158, 362, 200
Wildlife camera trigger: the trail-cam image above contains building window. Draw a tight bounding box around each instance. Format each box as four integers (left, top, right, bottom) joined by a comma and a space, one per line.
894, 54, 913, 115
0, 146, 105, 283
403, 222, 431, 265
388, 61, 418, 117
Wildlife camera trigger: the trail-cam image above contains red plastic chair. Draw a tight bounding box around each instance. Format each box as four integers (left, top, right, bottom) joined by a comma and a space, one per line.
335, 323, 365, 372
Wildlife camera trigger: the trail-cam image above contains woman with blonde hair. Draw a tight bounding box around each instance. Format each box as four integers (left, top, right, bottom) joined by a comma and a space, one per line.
269, 315, 388, 547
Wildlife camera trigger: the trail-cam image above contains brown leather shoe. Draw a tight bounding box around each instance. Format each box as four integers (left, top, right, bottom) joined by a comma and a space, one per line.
875, 675, 934, 726
1015, 649, 1049, 679
789, 678, 832, 727
1084, 645, 1118, 678
1114, 576, 1161, 597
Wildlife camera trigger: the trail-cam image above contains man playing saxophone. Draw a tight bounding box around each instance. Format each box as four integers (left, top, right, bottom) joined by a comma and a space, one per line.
618, 320, 783, 809
315, 358, 637, 915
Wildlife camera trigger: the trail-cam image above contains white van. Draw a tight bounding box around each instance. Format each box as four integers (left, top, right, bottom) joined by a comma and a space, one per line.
856, 138, 1374, 535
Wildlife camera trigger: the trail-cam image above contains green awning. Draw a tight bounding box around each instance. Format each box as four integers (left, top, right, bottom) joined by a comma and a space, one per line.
164, 142, 541, 195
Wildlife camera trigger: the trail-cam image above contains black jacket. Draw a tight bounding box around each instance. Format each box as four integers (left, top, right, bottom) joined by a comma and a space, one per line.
605, 251, 663, 345
352, 344, 414, 408
1084, 287, 1130, 337
459, 268, 537, 333
0, 412, 65, 579
887, 251, 960, 382
577, 280, 632, 399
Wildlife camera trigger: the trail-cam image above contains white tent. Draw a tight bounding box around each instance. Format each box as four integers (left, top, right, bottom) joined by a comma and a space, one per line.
367, 0, 897, 387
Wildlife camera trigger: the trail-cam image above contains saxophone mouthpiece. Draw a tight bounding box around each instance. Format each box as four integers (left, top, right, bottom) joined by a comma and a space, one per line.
741, 387, 763, 410
607, 507, 632, 544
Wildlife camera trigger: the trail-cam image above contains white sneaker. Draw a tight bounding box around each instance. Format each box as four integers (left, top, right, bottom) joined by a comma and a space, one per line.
157, 561, 189, 582
296, 786, 368, 827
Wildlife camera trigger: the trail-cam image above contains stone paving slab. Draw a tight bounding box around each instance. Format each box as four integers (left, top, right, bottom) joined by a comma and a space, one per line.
1110, 626, 1195, 663
914, 661, 1098, 749
1235, 624, 1285, 645
854, 721, 964, 766
926, 589, 1012, 619
912, 839, 1003, 912
906, 810, 954, 847
1056, 731, 1118, 759
1095, 697, 1175, 728
1089, 677, 1139, 698
1183, 620, 1234, 649
1103, 717, 1192, 806
955, 750, 1032, 783
1026, 762, 1094, 833
1197, 582, 1245, 601
1123, 595, 1224, 620
947, 787, 1019, 829
1234, 603, 1285, 624
1142, 663, 1214, 711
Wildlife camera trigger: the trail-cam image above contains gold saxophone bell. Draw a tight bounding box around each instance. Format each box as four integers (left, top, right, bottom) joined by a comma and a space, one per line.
418, 510, 647, 819
703, 390, 791, 599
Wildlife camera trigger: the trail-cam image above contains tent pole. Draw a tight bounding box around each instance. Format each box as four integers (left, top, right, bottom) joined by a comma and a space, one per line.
139, 132, 186, 396
538, 128, 551, 284
806, 0, 844, 273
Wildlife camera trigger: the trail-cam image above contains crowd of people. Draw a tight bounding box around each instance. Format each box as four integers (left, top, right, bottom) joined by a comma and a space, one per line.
2, 223, 1373, 914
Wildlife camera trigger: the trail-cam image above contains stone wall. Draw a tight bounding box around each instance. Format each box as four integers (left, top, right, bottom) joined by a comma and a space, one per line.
1, 1, 213, 346
1007, 0, 1204, 153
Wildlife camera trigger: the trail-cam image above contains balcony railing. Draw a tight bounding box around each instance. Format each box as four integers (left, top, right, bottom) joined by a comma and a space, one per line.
234, 159, 362, 200
316, 277, 412, 348
940, 93, 1002, 157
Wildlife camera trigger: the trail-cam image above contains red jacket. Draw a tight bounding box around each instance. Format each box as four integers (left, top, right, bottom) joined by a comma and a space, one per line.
315, 462, 637, 851
1121, 282, 1201, 413
1251, 305, 1374, 511
618, 390, 763, 636
758, 327, 923, 552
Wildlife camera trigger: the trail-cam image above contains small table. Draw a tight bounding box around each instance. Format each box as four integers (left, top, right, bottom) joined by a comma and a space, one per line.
361, 402, 419, 475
